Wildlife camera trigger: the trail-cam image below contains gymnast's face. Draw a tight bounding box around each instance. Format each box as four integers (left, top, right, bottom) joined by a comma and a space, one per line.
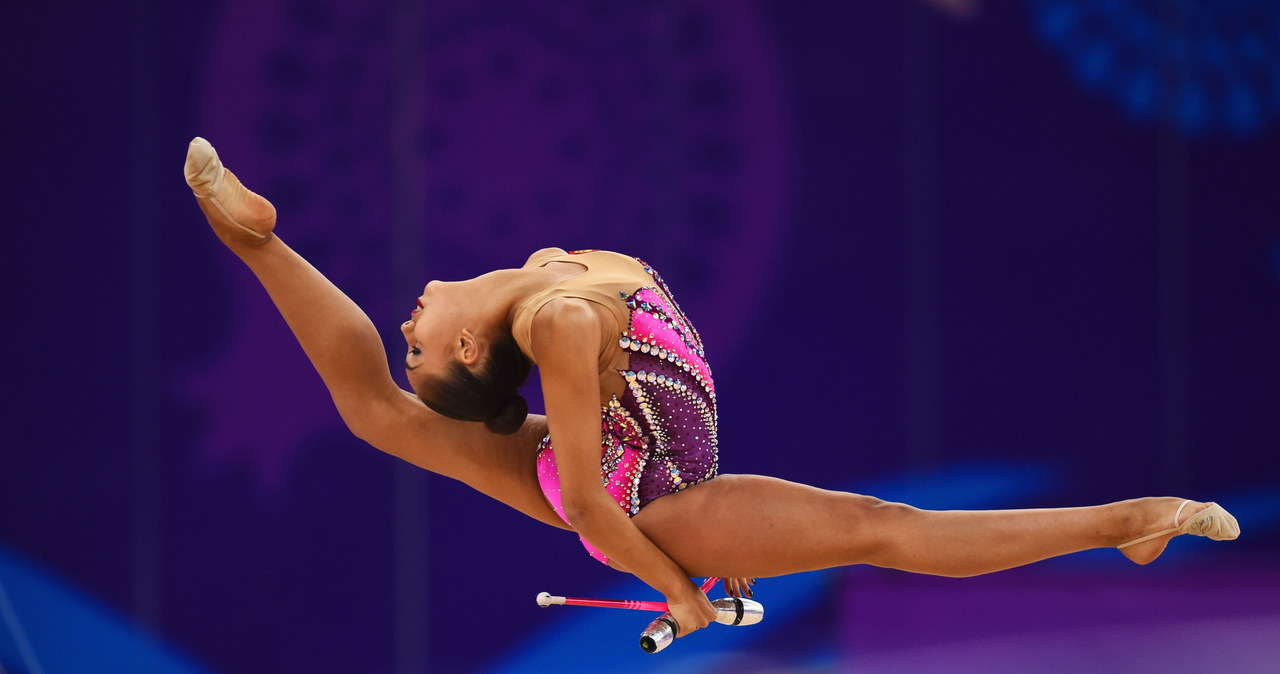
401, 280, 479, 395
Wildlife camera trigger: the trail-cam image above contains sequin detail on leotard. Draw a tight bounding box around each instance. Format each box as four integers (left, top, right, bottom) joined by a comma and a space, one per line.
615, 263, 718, 508
532, 254, 719, 564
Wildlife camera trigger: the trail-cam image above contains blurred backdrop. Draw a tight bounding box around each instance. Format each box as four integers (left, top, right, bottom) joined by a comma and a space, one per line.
3, 1, 1279, 672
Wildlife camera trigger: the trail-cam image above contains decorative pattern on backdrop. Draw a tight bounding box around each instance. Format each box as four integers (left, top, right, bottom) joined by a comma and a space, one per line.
1025, 0, 1280, 136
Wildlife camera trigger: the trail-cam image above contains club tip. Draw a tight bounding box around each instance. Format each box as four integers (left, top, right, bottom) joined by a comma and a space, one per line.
536, 591, 552, 607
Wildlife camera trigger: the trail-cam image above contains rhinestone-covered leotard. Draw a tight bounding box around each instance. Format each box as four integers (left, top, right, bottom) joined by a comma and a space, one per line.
511, 249, 718, 564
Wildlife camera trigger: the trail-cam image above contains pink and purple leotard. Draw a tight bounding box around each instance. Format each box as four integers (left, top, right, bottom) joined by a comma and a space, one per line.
510, 248, 718, 564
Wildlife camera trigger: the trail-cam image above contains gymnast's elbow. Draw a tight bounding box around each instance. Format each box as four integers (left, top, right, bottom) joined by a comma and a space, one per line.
560, 490, 614, 532
562, 505, 595, 533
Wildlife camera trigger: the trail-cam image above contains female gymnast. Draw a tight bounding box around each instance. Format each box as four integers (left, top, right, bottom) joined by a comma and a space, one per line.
183, 137, 1238, 638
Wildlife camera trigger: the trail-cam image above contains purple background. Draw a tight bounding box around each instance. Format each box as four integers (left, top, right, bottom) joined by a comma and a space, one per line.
4, 1, 1279, 672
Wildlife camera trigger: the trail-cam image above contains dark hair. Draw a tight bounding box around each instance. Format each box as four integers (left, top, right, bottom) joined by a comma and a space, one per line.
418, 332, 532, 434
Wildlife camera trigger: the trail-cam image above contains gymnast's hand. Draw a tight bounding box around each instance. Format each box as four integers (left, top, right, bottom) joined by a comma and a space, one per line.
665, 581, 717, 638
722, 577, 756, 599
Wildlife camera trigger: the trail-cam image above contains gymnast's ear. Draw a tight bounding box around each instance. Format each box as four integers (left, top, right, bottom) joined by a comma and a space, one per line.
457, 329, 480, 366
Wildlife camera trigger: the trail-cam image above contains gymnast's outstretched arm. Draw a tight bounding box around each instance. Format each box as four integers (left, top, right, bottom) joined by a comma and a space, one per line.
184, 138, 565, 527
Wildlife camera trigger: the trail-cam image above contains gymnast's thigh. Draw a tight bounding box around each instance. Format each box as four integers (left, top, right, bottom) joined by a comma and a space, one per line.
472, 413, 571, 530
629, 474, 874, 577
385, 406, 566, 530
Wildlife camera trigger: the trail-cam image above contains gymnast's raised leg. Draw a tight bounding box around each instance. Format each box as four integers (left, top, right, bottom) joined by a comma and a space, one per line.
183, 137, 565, 528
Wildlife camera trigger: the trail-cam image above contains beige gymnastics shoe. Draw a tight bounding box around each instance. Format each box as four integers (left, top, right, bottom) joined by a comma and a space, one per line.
184, 137, 276, 244
1119, 500, 1240, 563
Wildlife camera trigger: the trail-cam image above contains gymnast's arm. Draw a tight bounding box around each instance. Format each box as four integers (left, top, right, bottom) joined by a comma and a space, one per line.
532, 299, 718, 634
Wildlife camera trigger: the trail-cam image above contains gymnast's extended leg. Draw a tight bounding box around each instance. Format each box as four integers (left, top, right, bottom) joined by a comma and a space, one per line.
183, 138, 564, 526
630, 474, 1235, 579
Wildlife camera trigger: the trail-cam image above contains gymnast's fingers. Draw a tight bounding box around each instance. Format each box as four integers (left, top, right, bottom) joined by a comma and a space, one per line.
722, 577, 753, 598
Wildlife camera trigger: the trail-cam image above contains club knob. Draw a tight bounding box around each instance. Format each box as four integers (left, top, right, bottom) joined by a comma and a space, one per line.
639, 614, 678, 653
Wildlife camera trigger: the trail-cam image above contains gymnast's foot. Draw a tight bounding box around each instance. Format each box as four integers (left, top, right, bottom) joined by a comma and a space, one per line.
1118, 498, 1240, 565
184, 137, 276, 246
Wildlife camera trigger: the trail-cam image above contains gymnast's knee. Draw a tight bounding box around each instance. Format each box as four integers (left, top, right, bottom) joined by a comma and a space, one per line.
838, 495, 922, 560
841, 493, 917, 520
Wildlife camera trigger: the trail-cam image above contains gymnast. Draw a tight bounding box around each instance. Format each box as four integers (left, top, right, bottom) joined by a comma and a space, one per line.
183, 137, 1238, 639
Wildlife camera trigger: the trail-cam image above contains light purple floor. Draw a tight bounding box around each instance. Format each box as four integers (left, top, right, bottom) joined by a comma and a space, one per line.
838, 557, 1280, 673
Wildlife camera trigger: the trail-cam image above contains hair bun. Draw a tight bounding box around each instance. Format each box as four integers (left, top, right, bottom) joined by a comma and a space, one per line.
485, 394, 528, 435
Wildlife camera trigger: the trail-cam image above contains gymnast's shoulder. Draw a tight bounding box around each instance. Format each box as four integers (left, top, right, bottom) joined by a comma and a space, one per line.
523, 247, 569, 267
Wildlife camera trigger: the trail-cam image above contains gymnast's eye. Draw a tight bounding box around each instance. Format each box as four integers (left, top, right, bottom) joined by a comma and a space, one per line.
409, 347, 421, 357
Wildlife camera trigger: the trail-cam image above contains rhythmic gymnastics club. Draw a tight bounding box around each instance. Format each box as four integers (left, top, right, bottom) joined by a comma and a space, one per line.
535, 577, 721, 612
637, 594, 763, 654
534, 578, 764, 653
